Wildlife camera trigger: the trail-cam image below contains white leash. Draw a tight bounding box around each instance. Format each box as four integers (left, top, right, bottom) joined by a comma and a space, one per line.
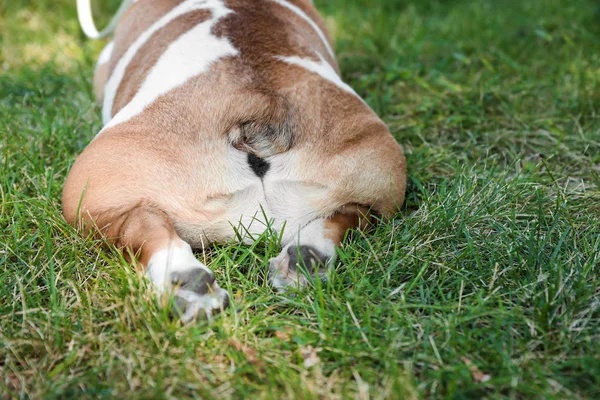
76, 0, 135, 39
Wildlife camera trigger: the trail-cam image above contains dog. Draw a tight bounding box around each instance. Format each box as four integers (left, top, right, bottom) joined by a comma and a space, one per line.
64, 0, 406, 322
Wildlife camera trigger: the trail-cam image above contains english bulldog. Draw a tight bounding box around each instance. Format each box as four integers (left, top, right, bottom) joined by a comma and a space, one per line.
64, 0, 406, 322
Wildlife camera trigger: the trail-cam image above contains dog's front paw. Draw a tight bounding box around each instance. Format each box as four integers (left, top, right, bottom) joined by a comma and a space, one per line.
268, 245, 331, 292
170, 269, 230, 323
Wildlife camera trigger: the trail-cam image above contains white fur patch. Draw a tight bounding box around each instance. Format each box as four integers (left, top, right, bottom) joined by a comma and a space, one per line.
146, 242, 211, 289
269, 0, 335, 60
219, 147, 268, 242
101, 0, 237, 128
282, 218, 336, 257
96, 41, 114, 69
263, 151, 332, 245
102, 0, 208, 125
275, 53, 363, 101
207, 149, 331, 246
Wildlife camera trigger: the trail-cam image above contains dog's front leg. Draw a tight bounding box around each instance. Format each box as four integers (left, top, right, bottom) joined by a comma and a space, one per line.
147, 240, 230, 323
268, 205, 372, 291
96, 206, 230, 322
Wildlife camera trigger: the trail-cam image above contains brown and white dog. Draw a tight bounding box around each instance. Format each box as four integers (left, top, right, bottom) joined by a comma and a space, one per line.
63, 0, 406, 322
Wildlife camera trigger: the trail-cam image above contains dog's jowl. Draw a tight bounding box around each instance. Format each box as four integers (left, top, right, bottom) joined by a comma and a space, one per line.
64, 0, 407, 321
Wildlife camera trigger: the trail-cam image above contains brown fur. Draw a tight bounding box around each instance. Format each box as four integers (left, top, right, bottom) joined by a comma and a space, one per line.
323, 204, 374, 245
113, 9, 212, 114
104, 0, 185, 86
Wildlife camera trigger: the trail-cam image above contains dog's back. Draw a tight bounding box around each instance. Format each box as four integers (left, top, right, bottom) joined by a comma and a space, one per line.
97, 0, 336, 124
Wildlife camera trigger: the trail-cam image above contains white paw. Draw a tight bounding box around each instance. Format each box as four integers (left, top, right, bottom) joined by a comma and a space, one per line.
268, 244, 333, 292
173, 285, 230, 323
146, 243, 230, 322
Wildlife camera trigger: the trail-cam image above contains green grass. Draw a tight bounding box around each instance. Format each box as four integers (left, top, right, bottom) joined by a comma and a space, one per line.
1, 0, 600, 398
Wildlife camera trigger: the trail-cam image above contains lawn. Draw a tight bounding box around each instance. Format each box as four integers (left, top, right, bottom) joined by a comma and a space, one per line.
1, 0, 599, 398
